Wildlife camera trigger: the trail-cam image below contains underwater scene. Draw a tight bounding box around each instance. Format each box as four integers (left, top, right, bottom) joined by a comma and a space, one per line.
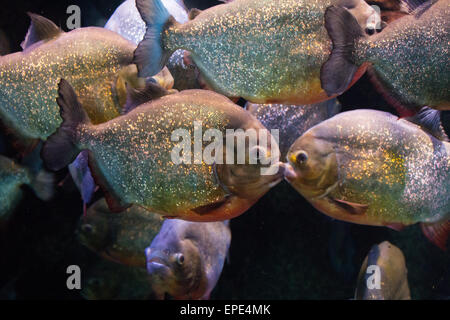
0, 0, 448, 301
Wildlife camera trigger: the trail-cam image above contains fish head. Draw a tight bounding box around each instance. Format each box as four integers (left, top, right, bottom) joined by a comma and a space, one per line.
215, 127, 283, 200
342, 0, 384, 34
77, 203, 111, 251
146, 235, 203, 299
285, 130, 339, 201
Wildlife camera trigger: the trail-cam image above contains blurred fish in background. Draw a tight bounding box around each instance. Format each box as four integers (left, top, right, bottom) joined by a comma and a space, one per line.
355, 241, 411, 299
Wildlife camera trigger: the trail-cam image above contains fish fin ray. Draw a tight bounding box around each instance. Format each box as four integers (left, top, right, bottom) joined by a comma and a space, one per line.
401, 0, 438, 17
134, 0, 176, 78
41, 79, 91, 171
320, 5, 365, 96
122, 81, 170, 114
21, 13, 62, 50
421, 220, 450, 251
406, 107, 448, 141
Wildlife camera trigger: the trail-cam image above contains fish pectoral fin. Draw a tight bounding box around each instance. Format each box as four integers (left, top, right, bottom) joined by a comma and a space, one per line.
188, 8, 203, 20
21, 13, 62, 50
385, 223, 406, 231
330, 198, 368, 215
192, 198, 229, 215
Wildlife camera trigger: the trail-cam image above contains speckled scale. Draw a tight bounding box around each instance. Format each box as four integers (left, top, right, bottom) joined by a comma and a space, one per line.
0, 27, 136, 140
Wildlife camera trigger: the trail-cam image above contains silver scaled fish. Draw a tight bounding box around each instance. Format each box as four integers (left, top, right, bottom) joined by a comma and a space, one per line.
42, 80, 282, 222
321, 0, 450, 115
78, 198, 164, 267
133, 0, 380, 105
284, 109, 450, 250
146, 219, 231, 300
355, 241, 411, 300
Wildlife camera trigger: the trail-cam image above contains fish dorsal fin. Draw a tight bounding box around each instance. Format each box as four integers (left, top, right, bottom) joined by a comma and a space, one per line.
21, 13, 62, 50
402, 0, 438, 17
123, 81, 169, 114
406, 107, 449, 141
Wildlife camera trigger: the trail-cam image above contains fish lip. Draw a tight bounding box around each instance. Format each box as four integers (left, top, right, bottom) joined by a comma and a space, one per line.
147, 256, 168, 266
279, 162, 298, 182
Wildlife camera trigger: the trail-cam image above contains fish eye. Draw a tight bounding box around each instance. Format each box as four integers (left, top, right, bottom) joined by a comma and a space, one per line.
365, 27, 375, 35
295, 151, 308, 165
82, 224, 93, 234
175, 253, 185, 265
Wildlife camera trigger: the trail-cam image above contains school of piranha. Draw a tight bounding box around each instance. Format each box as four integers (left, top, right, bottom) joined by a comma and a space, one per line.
0, 0, 448, 300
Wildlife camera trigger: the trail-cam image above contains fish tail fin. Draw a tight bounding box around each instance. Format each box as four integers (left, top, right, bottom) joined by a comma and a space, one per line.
320, 5, 366, 96
30, 169, 55, 201
42, 79, 91, 171
421, 220, 450, 251
134, 0, 177, 78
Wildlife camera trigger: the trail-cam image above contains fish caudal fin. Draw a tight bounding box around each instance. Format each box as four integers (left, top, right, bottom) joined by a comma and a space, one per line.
421, 220, 450, 251
320, 5, 365, 96
30, 169, 55, 201
42, 79, 91, 171
134, 0, 176, 78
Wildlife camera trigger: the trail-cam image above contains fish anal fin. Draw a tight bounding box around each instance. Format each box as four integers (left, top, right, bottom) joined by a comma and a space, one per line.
21, 13, 62, 50
367, 66, 420, 117
331, 198, 368, 215
421, 220, 450, 251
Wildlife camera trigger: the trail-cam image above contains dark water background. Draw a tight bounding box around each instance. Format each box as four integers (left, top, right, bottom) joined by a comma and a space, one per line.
0, 0, 448, 300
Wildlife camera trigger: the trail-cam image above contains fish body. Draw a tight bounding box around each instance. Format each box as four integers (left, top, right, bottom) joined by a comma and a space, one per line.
245, 99, 341, 160
355, 241, 411, 300
285, 110, 450, 247
0, 14, 141, 140
322, 1, 450, 113
78, 198, 164, 267
0, 155, 53, 220
42, 81, 282, 222
146, 219, 231, 300
81, 257, 154, 300
134, 0, 379, 104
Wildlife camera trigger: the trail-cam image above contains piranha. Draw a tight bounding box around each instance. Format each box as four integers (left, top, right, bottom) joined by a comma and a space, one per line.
0, 13, 148, 141
284, 109, 450, 250
321, 0, 450, 115
133, 0, 381, 105
81, 257, 155, 300
146, 219, 231, 300
355, 241, 411, 300
42, 79, 282, 222
78, 198, 164, 267
245, 99, 341, 160
0, 154, 54, 221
